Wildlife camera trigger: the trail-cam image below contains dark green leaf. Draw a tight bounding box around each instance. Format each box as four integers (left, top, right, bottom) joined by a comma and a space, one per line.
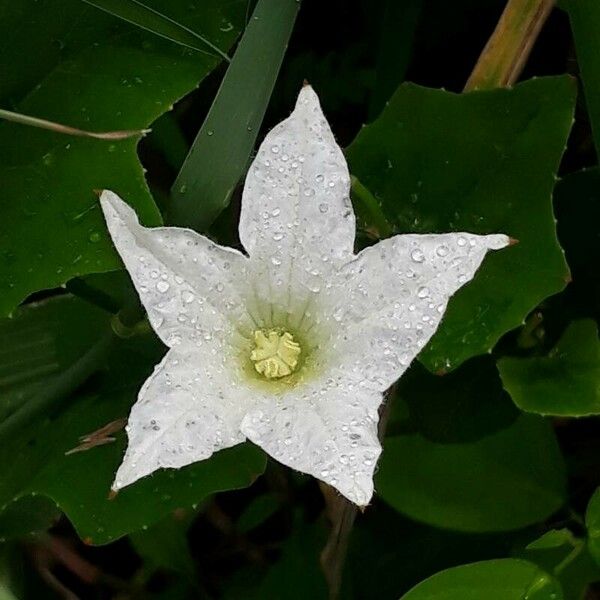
400, 559, 562, 600
368, 0, 422, 119
236, 493, 280, 533
586, 487, 600, 567
130, 513, 197, 580
376, 414, 566, 532
169, 0, 300, 231
526, 529, 577, 551
0, 495, 60, 542
564, 0, 600, 155
346, 77, 575, 372
401, 357, 519, 444
0, 295, 110, 420
0, 297, 266, 544
0, 0, 244, 317
555, 168, 600, 322
80, 0, 231, 59
498, 320, 600, 417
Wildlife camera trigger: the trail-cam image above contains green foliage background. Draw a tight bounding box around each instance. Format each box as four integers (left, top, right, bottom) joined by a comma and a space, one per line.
0, 0, 599, 598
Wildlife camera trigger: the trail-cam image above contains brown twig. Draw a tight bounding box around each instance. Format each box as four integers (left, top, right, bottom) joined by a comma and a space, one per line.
320, 390, 396, 599
0, 108, 148, 139
320, 3, 556, 596
465, 0, 555, 91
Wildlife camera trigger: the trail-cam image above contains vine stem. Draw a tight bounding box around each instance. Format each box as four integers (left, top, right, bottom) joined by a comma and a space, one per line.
464, 0, 555, 91
320, 1, 555, 597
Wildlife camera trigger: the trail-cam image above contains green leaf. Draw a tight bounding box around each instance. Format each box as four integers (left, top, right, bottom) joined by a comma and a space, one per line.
586, 487, 600, 567
0, 297, 266, 544
130, 513, 197, 580
0, 495, 60, 542
0, 295, 111, 420
80, 0, 231, 59
564, 0, 600, 155
236, 493, 280, 533
400, 559, 562, 600
346, 77, 575, 372
555, 168, 600, 321
400, 357, 519, 444
526, 529, 577, 551
368, 0, 422, 119
498, 320, 600, 417
376, 414, 566, 532
0, 0, 244, 318
169, 0, 300, 231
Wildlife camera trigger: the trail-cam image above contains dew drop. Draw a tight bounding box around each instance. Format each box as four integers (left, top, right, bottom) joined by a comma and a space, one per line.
182, 290, 195, 304
156, 281, 170, 293
319, 203, 329, 213
410, 249, 425, 263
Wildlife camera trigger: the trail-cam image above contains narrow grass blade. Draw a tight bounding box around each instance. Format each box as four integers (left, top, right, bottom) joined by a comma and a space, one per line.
80, 0, 230, 61
169, 0, 301, 231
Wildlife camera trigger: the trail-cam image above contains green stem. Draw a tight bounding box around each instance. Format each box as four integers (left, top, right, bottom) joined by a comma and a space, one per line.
350, 176, 393, 239
464, 0, 555, 91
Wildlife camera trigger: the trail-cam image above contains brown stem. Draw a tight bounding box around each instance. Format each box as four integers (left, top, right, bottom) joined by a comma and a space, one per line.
464, 0, 555, 91
320, 390, 395, 599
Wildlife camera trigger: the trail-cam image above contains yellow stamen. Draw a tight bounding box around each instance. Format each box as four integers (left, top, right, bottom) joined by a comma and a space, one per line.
250, 329, 301, 379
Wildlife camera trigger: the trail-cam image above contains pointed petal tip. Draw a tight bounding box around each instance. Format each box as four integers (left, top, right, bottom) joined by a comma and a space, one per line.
108, 489, 118, 500
508, 237, 520, 246
296, 83, 319, 109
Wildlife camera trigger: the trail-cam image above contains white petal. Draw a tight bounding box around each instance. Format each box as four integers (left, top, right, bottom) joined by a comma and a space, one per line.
326, 233, 510, 391
238, 86, 355, 326
100, 190, 256, 348
240, 375, 382, 507
113, 349, 249, 490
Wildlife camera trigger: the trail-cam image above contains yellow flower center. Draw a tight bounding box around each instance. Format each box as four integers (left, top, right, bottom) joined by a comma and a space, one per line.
250, 329, 301, 379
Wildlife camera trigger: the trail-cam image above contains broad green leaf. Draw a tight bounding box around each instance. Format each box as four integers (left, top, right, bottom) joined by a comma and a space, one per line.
223, 515, 327, 600
400, 357, 519, 444
0, 296, 266, 544
376, 414, 566, 532
0, 295, 109, 420
555, 168, 600, 322
0, 495, 60, 542
130, 513, 198, 580
498, 321, 600, 417
368, 0, 422, 119
400, 559, 562, 600
236, 493, 281, 533
564, 0, 600, 155
343, 503, 520, 600
0, 0, 244, 318
586, 487, 600, 567
170, 0, 300, 231
80, 0, 231, 59
346, 77, 575, 372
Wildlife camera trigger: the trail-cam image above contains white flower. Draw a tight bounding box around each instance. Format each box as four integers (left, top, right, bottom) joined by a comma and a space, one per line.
100, 86, 509, 507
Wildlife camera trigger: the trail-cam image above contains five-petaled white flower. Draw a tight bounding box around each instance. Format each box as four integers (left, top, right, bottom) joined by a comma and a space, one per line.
100, 86, 509, 507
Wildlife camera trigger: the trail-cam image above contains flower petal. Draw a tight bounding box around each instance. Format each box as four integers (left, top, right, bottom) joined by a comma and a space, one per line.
240, 375, 381, 506
113, 348, 249, 490
327, 233, 510, 391
238, 86, 355, 326
100, 190, 256, 347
